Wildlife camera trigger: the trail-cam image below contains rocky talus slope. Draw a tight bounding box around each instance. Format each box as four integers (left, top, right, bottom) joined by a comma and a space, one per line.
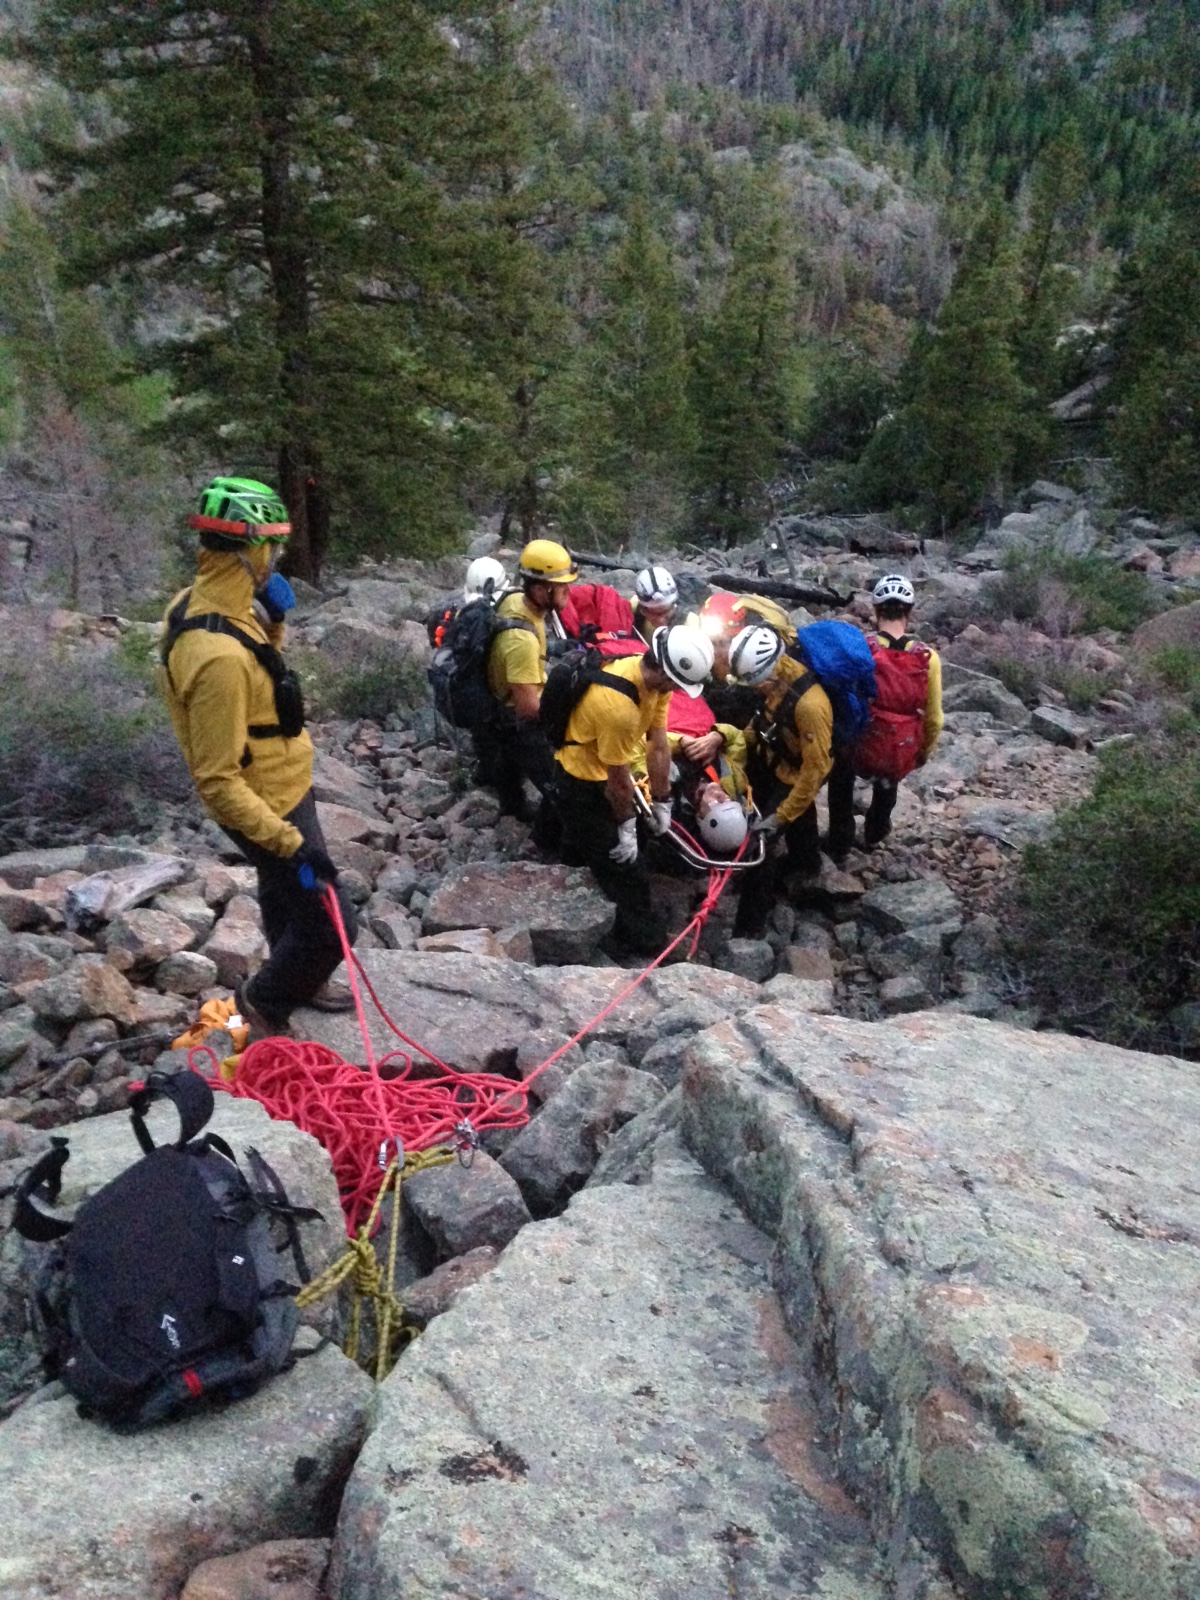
0, 481, 1198, 1596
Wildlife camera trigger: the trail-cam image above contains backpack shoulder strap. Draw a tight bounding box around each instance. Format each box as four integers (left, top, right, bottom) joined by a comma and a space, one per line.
493, 617, 536, 637
130, 1070, 215, 1155
596, 668, 642, 709
12, 1137, 72, 1242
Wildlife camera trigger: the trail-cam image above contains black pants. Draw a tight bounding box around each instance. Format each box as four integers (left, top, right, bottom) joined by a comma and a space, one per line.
556, 769, 665, 956
732, 766, 821, 939
223, 790, 359, 1026
827, 758, 898, 856
474, 710, 556, 811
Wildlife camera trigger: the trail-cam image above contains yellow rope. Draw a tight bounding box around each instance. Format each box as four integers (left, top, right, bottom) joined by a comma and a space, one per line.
295, 1145, 456, 1381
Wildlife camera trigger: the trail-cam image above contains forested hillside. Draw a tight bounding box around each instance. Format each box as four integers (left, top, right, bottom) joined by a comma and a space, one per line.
0, 0, 1196, 585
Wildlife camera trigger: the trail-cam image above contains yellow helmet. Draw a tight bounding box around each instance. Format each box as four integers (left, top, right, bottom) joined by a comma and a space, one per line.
518, 538, 578, 584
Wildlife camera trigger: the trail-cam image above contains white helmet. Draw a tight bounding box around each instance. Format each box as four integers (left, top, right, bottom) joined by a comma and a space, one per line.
464, 555, 509, 603
728, 625, 784, 684
872, 573, 915, 607
634, 566, 678, 610
699, 797, 748, 854
649, 625, 714, 699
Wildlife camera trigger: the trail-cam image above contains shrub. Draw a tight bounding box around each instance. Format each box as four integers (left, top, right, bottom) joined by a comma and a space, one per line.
1013, 729, 1200, 1055
987, 550, 1157, 634
297, 646, 427, 726
0, 641, 191, 846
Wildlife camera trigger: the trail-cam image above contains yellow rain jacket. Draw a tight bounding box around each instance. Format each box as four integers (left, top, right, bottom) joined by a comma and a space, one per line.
745, 656, 833, 825
160, 550, 313, 858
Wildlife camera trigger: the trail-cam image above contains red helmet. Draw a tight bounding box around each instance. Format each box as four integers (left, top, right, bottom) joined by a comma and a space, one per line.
699, 592, 744, 638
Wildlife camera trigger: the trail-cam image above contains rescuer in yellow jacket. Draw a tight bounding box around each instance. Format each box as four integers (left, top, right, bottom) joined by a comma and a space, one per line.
726, 624, 833, 938
160, 477, 357, 1038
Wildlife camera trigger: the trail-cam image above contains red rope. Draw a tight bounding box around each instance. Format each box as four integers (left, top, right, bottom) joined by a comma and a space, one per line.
199, 854, 739, 1235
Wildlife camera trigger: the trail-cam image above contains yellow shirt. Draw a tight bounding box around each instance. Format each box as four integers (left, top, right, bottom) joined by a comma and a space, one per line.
745, 656, 833, 825
869, 632, 944, 761
486, 591, 546, 706
159, 552, 313, 856
556, 654, 671, 783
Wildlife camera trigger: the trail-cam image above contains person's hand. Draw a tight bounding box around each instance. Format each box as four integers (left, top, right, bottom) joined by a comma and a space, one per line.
647, 799, 673, 837
751, 812, 782, 839
294, 843, 340, 890
679, 731, 724, 765
609, 817, 638, 865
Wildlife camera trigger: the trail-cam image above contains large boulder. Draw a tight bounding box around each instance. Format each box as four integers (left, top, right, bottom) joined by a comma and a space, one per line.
682, 1006, 1200, 1600
24, 956, 138, 1028
859, 876, 961, 934
1129, 599, 1200, 657
941, 670, 1031, 727
500, 1060, 666, 1214
422, 862, 615, 964
0, 1346, 372, 1600
329, 1149, 890, 1600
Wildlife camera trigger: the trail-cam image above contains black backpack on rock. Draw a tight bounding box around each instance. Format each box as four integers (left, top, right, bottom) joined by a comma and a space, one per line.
539, 646, 641, 750
426, 597, 535, 729
12, 1071, 320, 1429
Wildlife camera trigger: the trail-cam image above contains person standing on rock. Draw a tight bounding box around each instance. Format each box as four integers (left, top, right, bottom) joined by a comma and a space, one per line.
555, 625, 713, 956
630, 566, 679, 647
826, 574, 943, 858
481, 539, 580, 841
727, 624, 833, 940
159, 477, 357, 1040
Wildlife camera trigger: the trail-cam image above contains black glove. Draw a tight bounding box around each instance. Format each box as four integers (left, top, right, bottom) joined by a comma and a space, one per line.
294, 843, 339, 890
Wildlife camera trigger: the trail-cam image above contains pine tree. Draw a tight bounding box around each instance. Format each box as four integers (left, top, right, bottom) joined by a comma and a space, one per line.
897, 200, 1028, 532
1109, 163, 1200, 516
691, 170, 798, 546
569, 200, 696, 546
23, 0, 555, 577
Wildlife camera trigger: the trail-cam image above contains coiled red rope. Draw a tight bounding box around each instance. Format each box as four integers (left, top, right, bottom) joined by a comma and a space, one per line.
198, 856, 739, 1235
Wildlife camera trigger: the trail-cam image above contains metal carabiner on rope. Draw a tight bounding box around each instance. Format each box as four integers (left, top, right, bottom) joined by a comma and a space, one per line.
378, 1135, 404, 1172
453, 1120, 480, 1167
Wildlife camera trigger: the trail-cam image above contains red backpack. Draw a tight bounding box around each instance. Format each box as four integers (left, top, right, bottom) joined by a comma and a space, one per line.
560, 584, 646, 657
852, 638, 931, 781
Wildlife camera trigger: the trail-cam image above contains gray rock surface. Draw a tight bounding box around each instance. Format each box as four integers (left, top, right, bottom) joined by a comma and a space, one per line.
941, 673, 1031, 727
500, 1059, 666, 1214
859, 876, 961, 934
330, 1152, 891, 1600
423, 861, 615, 963
0, 1346, 372, 1600
682, 1005, 1200, 1600
1031, 703, 1090, 747
402, 1150, 531, 1259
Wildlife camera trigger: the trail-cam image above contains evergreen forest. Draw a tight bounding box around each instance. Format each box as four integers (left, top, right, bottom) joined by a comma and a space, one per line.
0, 0, 1197, 579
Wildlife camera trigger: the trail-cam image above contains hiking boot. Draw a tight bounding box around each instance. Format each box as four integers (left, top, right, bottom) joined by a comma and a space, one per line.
235, 981, 293, 1044
307, 978, 356, 1013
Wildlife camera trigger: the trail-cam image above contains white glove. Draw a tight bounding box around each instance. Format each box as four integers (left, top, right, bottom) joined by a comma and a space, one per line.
648, 800, 673, 837
752, 811, 782, 838
609, 817, 639, 865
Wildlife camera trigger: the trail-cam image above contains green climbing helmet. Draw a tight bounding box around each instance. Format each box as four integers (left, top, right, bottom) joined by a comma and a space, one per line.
187, 477, 291, 542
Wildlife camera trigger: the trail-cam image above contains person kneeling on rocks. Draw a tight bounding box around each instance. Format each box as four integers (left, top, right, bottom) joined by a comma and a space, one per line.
826, 573, 944, 857
555, 625, 714, 956
159, 477, 358, 1041
728, 624, 833, 940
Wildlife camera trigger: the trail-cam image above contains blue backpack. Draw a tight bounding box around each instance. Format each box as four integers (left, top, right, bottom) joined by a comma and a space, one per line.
789, 621, 877, 751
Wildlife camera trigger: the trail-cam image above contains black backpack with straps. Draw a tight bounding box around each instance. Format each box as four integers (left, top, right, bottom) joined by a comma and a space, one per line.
161, 593, 306, 740
12, 1072, 320, 1428
539, 646, 641, 751
427, 597, 536, 730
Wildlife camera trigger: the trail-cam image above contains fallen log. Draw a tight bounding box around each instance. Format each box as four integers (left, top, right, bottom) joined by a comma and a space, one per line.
708, 571, 847, 609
